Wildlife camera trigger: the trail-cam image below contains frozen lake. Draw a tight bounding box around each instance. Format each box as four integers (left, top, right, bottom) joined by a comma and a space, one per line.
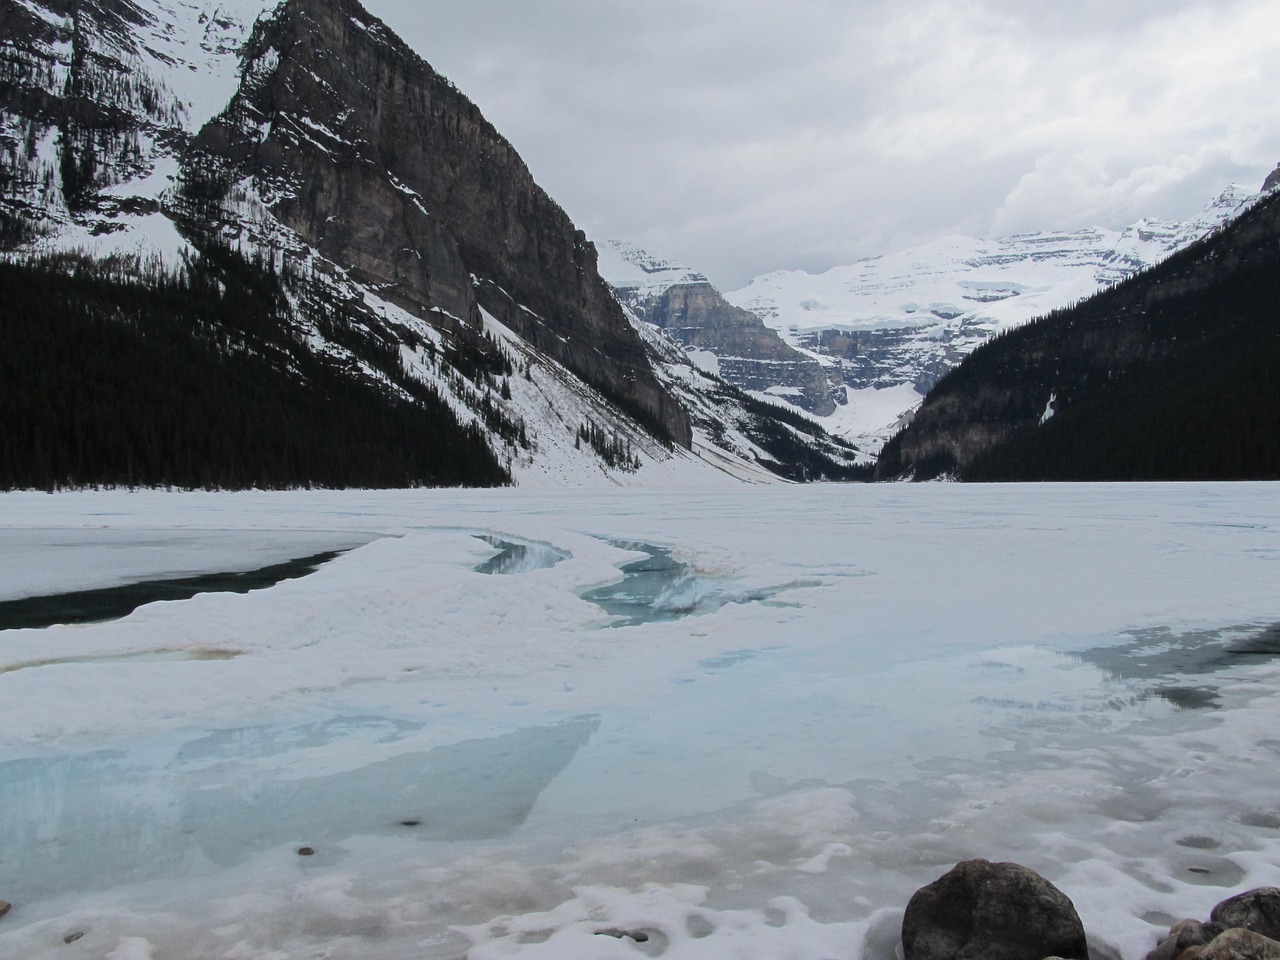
1, 485, 1279, 960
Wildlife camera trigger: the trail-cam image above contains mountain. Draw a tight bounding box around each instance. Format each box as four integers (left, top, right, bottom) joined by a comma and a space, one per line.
874, 187, 1280, 481
598, 240, 845, 416
725, 184, 1263, 452
625, 315, 867, 482
0, 0, 862, 488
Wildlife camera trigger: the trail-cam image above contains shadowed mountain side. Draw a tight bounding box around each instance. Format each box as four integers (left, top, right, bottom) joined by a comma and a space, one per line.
876, 189, 1280, 481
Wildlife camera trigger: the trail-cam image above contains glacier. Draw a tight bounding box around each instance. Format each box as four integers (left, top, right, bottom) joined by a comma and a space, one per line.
1, 485, 1279, 960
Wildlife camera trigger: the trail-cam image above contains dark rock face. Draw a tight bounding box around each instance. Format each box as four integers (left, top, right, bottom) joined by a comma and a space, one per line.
621, 280, 844, 415
189, 0, 690, 446
902, 859, 1089, 960
1263, 164, 1280, 194
1146, 890, 1280, 960
1213, 889, 1280, 942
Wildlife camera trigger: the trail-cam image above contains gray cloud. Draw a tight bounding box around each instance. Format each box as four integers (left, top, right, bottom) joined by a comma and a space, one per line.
362, 0, 1280, 290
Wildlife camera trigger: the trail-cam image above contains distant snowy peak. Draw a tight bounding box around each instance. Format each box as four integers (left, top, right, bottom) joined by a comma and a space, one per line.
597, 239, 709, 298
727, 181, 1262, 339
719, 175, 1268, 455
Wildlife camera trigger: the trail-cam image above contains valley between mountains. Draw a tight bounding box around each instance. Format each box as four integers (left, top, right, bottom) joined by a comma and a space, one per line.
2, 0, 1276, 486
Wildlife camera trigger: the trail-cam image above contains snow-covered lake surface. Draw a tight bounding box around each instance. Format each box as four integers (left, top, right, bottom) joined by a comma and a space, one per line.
2, 485, 1279, 960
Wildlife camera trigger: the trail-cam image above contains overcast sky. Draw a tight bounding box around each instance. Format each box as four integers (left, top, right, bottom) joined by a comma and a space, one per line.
362, 0, 1280, 290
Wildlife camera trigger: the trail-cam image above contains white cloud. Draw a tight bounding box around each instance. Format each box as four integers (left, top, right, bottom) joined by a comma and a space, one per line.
362, 0, 1280, 289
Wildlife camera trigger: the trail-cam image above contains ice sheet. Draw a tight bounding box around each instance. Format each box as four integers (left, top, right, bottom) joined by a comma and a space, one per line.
0, 485, 1278, 960
0, 527, 379, 602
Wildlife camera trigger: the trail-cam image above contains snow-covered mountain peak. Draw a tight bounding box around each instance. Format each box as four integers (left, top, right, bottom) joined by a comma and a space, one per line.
722, 174, 1267, 455
727, 179, 1262, 342
597, 239, 710, 298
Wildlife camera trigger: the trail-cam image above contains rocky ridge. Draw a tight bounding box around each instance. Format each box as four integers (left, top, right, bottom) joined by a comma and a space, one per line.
1, 0, 872, 487
185, 0, 690, 448
599, 239, 845, 416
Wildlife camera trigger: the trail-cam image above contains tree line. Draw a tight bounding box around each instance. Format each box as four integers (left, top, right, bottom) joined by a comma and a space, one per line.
0, 247, 510, 490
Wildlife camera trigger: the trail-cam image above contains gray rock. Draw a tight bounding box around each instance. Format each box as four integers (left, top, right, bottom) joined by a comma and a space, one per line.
0, 899, 10, 919
614, 278, 845, 415
1264, 164, 1280, 194
1197, 928, 1280, 960
902, 859, 1089, 960
1145, 919, 1227, 960
1212, 889, 1280, 941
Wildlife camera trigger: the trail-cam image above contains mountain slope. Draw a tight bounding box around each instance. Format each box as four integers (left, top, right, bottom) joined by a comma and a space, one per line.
875, 189, 1280, 481
0, 0, 264, 242
599, 240, 845, 416
0, 249, 508, 490
725, 185, 1263, 450
627, 312, 868, 482
183, 0, 690, 449
7, 0, 854, 489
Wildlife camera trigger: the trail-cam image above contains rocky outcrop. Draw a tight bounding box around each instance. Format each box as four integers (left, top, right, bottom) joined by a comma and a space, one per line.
1194, 928, 1280, 960
1263, 164, 1280, 194
803, 322, 988, 394
1146, 920, 1228, 960
188, 0, 690, 446
1212, 890, 1280, 942
603, 241, 844, 415
1146, 890, 1280, 960
902, 859, 1088, 960
633, 281, 843, 414
901, 867, 1280, 960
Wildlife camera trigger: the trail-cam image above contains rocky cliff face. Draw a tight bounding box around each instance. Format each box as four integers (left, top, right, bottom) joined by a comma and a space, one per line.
803, 321, 988, 394
8, 0, 823, 490
599, 240, 844, 415
187, 0, 689, 446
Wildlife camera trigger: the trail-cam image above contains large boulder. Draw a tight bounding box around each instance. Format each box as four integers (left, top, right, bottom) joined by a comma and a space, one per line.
902, 859, 1089, 960
1213, 890, 1280, 941
1196, 928, 1280, 960
1145, 920, 1227, 960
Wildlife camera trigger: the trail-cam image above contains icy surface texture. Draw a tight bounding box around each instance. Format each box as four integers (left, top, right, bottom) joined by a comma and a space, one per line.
0, 485, 1278, 960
